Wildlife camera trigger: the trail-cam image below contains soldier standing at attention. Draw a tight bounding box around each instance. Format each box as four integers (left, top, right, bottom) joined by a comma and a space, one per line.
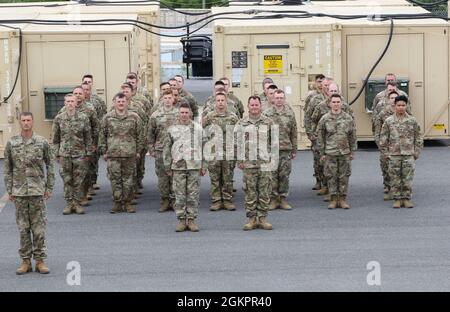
4, 112, 55, 275
303, 74, 325, 114
235, 96, 274, 231
163, 103, 206, 232
374, 90, 399, 200
263, 89, 298, 210
259, 78, 274, 104
379, 95, 423, 209
202, 92, 239, 211
317, 94, 357, 210
220, 77, 244, 119
148, 90, 179, 212
173, 75, 199, 118
52, 94, 92, 215
82, 75, 107, 191
98, 93, 143, 214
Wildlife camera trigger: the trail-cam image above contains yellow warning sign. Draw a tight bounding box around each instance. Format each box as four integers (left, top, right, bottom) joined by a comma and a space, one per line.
264, 55, 283, 74
433, 123, 446, 130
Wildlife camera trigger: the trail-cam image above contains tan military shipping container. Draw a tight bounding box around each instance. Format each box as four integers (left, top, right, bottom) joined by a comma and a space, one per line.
212, 1, 450, 149
0, 27, 22, 156
0, 15, 142, 150
0, 1, 160, 96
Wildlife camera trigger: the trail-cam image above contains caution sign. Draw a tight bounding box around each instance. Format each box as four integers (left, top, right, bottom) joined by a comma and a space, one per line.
433, 123, 446, 130
264, 55, 283, 74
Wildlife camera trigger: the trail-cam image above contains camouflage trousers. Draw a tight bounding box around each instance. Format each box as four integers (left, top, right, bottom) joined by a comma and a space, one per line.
173, 170, 201, 220
82, 155, 94, 196
136, 148, 147, 186
155, 155, 173, 200
208, 160, 233, 203
379, 152, 390, 189
271, 150, 292, 198
324, 154, 352, 196
243, 168, 271, 218
14, 196, 47, 260
107, 157, 136, 203
90, 150, 100, 185
312, 140, 324, 186
60, 156, 88, 205
388, 155, 415, 200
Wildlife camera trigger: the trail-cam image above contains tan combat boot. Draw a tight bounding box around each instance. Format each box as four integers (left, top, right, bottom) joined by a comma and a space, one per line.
403, 199, 414, 209
136, 188, 143, 195
383, 186, 389, 194
88, 187, 96, 196
124, 202, 136, 213
258, 217, 273, 230
35, 260, 50, 274
279, 197, 292, 210
86, 194, 93, 201
210, 201, 222, 211
312, 179, 321, 190
323, 194, 331, 202
93, 183, 100, 190
63, 202, 73, 215
176, 219, 187, 232
243, 217, 257, 231
110, 202, 122, 214
187, 219, 199, 232
318, 187, 329, 196
269, 197, 279, 210
138, 181, 144, 190
130, 198, 138, 205
328, 195, 338, 209
16, 259, 32, 275
393, 200, 401, 209
223, 200, 236, 211
80, 198, 90, 207
74, 204, 85, 215
159, 198, 170, 213
384, 193, 392, 201
339, 196, 350, 209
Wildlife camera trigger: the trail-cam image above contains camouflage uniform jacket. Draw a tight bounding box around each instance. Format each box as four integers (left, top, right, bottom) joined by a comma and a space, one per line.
263, 106, 298, 152
133, 92, 153, 116
373, 88, 408, 110
228, 91, 245, 118
59, 101, 99, 144
148, 107, 179, 154
90, 94, 108, 122
202, 110, 239, 161
311, 98, 354, 134
52, 111, 92, 158
179, 89, 199, 117
373, 105, 394, 145
4, 133, 55, 196
235, 114, 274, 169
98, 110, 144, 158
138, 87, 154, 107
304, 92, 326, 136
163, 120, 205, 171
303, 89, 320, 114
317, 111, 357, 156
202, 96, 239, 119
379, 113, 423, 158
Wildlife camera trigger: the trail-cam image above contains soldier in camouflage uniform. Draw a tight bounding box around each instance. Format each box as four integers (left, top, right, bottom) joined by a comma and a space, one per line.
120, 83, 147, 195
52, 94, 92, 215
379, 95, 423, 209
202, 85, 239, 120
263, 89, 298, 210
374, 90, 398, 199
303, 74, 325, 114
220, 77, 244, 119
58, 86, 99, 206
4, 112, 55, 275
99, 93, 144, 213
151, 82, 171, 115
261, 84, 278, 111
203, 92, 239, 211
82, 75, 107, 190
163, 103, 206, 232
235, 96, 274, 231
258, 78, 274, 104
148, 90, 179, 212
317, 94, 357, 209
174, 75, 199, 118
310, 82, 354, 200
304, 77, 332, 191
127, 72, 154, 108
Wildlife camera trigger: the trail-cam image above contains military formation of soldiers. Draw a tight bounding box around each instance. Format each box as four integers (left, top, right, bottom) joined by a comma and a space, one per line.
4, 71, 423, 275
